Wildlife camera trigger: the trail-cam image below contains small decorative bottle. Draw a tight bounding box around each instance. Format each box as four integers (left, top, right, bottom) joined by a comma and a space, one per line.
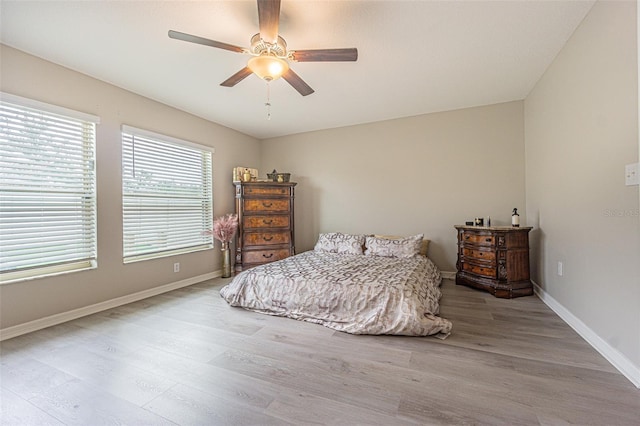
512, 208, 520, 227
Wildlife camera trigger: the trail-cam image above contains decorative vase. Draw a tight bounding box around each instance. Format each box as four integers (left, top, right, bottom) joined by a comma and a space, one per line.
221, 242, 232, 278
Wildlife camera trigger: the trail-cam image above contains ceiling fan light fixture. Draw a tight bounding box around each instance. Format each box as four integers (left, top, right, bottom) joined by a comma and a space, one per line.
248, 55, 289, 81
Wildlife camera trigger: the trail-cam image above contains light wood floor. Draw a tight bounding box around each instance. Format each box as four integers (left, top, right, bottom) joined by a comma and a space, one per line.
1, 278, 638, 425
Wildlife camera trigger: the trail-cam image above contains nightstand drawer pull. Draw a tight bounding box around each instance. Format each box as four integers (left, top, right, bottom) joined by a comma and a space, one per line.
263, 236, 273, 241
262, 202, 273, 208
485, 238, 492, 242
263, 253, 274, 259
263, 219, 273, 225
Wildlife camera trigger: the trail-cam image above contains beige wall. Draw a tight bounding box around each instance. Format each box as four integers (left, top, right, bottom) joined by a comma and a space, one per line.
260, 101, 526, 272
525, 0, 639, 371
0, 45, 260, 329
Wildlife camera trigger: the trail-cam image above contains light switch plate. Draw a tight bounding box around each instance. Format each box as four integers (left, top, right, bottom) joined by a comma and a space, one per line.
625, 163, 639, 186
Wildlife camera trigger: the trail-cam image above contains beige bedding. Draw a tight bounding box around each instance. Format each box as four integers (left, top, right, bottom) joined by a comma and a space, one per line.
220, 250, 452, 338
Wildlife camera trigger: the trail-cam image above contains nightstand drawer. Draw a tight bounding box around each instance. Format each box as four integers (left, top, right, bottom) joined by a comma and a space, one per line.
462, 232, 495, 246
462, 247, 496, 261
244, 215, 290, 229
244, 199, 290, 212
462, 262, 496, 279
244, 248, 290, 264
244, 231, 290, 246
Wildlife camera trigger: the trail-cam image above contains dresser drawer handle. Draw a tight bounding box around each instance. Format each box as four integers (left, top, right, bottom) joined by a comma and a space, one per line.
262, 253, 274, 258
485, 238, 492, 242
263, 236, 274, 241
263, 219, 273, 225
262, 202, 273, 208
465, 235, 470, 240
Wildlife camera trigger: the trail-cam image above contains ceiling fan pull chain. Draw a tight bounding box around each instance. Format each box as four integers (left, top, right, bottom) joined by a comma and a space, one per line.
265, 82, 272, 120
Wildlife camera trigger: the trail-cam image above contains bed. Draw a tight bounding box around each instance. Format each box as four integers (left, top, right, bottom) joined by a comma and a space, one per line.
220, 232, 452, 338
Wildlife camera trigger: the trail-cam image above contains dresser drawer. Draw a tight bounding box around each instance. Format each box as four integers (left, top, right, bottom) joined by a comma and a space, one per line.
462, 262, 497, 279
462, 232, 495, 246
244, 186, 290, 196
243, 248, 290, 264
462, 247, 496, 261
243, 215, 290, 229
244, 199, 290, 212
244, 231, 290, 246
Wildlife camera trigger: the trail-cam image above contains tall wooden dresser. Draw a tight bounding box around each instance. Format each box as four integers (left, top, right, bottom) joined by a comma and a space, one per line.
234, 182, 296, 272
455, 225, 533, 298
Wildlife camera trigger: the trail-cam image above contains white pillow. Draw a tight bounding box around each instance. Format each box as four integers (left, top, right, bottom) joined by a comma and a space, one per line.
364, 234, 424, 258
314, 232, 365, 255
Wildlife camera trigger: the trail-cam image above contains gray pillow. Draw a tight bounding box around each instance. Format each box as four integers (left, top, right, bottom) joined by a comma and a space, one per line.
364, 234, 424, 258
314, 232, 365, 255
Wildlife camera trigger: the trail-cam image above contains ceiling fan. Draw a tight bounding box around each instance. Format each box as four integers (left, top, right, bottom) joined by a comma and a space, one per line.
168, 0, 358, 96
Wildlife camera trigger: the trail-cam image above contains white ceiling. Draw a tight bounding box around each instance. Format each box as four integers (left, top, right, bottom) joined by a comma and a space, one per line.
0, 0, 595, 139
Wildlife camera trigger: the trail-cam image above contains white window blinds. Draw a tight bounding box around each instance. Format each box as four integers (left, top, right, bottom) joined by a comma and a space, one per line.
0, 93, 98, 283
122, 126, 213, 262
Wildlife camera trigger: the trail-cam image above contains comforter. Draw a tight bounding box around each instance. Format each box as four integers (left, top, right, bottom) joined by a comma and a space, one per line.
220, 250, 452, 338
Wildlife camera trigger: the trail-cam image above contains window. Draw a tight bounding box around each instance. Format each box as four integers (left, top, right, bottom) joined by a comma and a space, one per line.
0, 93, 98, 283
121, 125, 213, 262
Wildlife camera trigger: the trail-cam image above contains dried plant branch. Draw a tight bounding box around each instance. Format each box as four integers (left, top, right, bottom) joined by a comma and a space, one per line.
204, 213, 238, 243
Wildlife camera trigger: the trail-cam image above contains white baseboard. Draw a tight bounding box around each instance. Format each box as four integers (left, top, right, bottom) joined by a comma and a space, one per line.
441, 271, 456, 280
0, 271, 220, 341
533, 281, 640, 389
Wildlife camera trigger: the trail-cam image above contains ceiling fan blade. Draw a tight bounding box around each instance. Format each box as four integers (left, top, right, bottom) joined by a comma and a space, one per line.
220, 67, 254, 87
282, 69, 314, 96
257, 0, 280, 44
290, 48, 358, 62
168, 30, 244, 53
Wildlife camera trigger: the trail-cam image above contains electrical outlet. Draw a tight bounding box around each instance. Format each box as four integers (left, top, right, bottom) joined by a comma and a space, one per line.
625, 162, 639, 186
557, 261, 563, 277
173, 262, 180, 273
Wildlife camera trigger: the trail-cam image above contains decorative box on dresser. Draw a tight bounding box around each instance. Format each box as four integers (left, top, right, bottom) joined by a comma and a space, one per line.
235, 182, 296, 272
455, 225, 533, 298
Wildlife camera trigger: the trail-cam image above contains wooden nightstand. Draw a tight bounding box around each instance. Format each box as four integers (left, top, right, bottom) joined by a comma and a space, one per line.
455, 225, 533, 298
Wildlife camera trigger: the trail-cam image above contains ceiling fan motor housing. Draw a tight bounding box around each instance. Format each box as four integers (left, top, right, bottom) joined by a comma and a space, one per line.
250, 33, 288, 58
